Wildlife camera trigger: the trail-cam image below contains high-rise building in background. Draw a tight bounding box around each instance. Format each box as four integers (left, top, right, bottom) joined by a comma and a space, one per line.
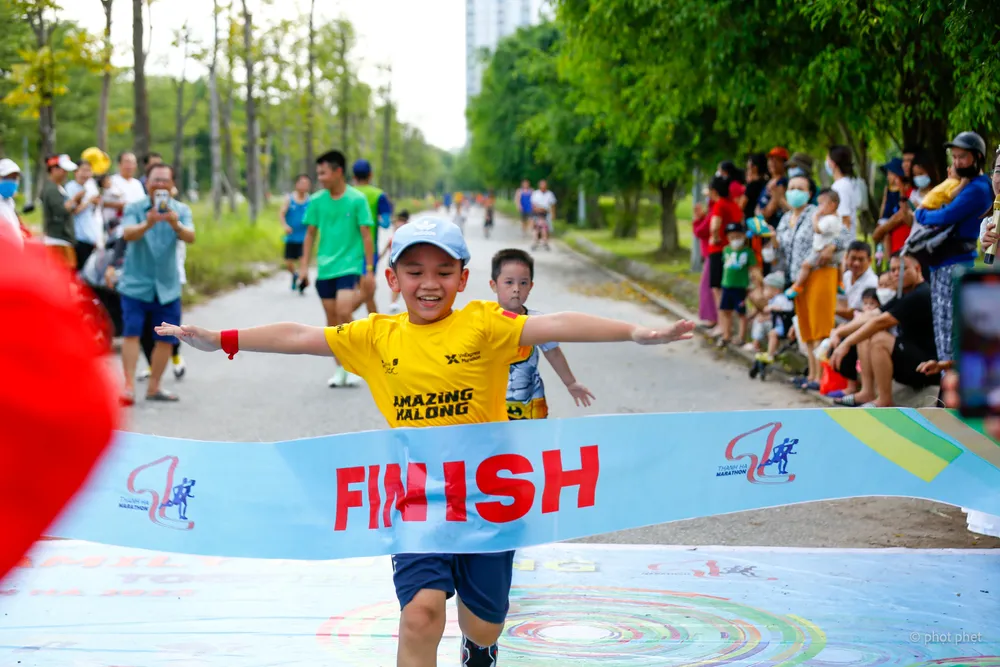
465, 0, 546, 107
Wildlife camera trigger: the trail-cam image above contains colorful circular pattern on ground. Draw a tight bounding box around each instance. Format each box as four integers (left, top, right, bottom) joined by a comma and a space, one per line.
317, 586, 993, 666
504, 585, 825, 665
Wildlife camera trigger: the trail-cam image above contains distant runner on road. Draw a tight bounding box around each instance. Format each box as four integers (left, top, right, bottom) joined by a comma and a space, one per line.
352, 159, 393, 315
515, 179, 533, 238
279, 173, 312, 293
530, 179, 556, 251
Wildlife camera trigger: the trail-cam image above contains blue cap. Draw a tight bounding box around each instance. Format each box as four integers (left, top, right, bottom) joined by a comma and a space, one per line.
389, 216, 471, 266
352, 159, 371, 178
881, 157, 905, 178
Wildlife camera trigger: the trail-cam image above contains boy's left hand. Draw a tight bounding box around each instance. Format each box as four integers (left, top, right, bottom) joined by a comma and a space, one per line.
566, 382, 595, 407
631, 320, 696, 345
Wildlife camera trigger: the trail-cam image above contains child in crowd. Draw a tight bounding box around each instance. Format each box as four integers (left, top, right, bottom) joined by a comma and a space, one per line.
785, 188, 844, 300
490, 248, 595, 419
919, 164, 966, 211
718, 222, 760, 347
749, 271, 795, 378
380, 210, 410, 314
156, 216, 695, 667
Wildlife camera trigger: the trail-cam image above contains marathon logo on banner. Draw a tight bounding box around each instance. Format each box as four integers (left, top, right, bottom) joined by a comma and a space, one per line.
46, 408, 1000, 561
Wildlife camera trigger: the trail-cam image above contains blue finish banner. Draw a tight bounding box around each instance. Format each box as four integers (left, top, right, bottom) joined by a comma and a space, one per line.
47, 408, 1000, 560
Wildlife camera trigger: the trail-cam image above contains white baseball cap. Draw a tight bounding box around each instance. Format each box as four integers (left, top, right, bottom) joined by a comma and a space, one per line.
0, 158, 20, 177
46, 154, 77, 172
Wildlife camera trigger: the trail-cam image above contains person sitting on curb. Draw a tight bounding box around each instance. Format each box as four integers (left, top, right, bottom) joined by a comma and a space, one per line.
836, 241, 878, 323
829, 252, 939, 407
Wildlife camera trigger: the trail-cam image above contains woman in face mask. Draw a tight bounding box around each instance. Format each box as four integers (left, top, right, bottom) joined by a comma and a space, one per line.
0, 158, 25, 250
774, 176, 842, 390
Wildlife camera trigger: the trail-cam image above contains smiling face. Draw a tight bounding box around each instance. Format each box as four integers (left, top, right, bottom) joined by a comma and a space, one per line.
490, 260, 533, 313
385, 244, 469, 325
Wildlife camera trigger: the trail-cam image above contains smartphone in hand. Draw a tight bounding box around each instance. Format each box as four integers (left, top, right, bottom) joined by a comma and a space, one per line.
953, 269, 1000, 417
153, 189, 170, 214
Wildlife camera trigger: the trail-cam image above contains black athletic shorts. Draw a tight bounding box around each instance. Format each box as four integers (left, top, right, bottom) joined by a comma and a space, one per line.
835, 337, 938, 389
284, 241, 304, 260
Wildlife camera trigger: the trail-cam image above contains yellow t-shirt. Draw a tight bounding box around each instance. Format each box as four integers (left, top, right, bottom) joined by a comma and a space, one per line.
324, 300, 531, 428
919, 178, 962, 211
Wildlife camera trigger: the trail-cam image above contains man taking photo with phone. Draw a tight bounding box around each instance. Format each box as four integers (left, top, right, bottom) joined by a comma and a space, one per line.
116, 163, 195, 406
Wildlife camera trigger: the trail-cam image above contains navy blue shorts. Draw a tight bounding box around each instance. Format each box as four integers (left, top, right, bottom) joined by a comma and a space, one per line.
719, 286, 747, 314
315, 275, 360, 300
121, 295, 181, 344
391, 551, 515, 624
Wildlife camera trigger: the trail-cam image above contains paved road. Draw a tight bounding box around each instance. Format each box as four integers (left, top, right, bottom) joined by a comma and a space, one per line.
123, 207, 995, 549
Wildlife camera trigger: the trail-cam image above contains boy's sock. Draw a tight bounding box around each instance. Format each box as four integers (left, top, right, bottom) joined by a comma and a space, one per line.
172, 354, 182, 366
291, 272, 298, 290
461, 636, 498, 667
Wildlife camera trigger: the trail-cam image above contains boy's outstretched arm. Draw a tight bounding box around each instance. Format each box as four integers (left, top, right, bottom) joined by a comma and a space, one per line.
520, 313, 695, 347
542, 347, 595, 407
154, 322, 334, 357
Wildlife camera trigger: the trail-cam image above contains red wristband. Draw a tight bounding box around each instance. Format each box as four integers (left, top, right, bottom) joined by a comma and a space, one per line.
220, 329, 239, 359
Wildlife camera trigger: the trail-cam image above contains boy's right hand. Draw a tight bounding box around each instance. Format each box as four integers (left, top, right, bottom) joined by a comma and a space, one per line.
154, 323, 221, 352
631, 320, 696, 345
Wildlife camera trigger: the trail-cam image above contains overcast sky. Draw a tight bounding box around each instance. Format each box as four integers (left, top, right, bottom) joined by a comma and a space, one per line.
61, 0, 467, 151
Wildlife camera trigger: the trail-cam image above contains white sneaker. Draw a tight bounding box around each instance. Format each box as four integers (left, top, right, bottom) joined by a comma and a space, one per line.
137, 367, 151, 382
345, 371, 364, 387
172, 357, 186, 379
328, 366, 348, 387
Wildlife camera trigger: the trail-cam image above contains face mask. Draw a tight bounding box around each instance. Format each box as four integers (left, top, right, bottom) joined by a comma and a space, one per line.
0, 180, 18, 199
786, 189, 810, 209
913, 174, 931, 189
729, 239, 745, 250
956, 165, 979, 178
761, 246, 776, 262
787, 167, 805, 178
876, 287, 897, 305
825, 161, 834, 176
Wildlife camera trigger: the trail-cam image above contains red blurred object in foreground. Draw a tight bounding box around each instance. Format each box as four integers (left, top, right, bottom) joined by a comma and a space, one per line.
0, 241, 118, 582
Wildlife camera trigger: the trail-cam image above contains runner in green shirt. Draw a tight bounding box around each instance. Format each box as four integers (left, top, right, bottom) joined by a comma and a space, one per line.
298, 150, 375, 387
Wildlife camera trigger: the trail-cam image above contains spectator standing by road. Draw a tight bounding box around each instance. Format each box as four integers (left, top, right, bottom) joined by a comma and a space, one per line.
0, 159, 24, 250
743, 153, 769, 219
911, 132, 994, 365
825, 145, 865, 239
756, 147, 790, 228
40, 154, 81, 270
116, 164, 195, 405
110, 152, 147, 207
692, 200, 717, 329
64, 159, 103, 270
531, 179, 556, 251
515, 179, 533, 237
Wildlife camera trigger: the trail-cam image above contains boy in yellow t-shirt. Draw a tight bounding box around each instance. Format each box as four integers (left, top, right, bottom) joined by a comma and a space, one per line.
156, 217, 694, 667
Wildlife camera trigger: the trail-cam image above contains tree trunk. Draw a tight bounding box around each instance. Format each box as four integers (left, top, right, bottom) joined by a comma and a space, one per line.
173, 78, 186, 191
131, 0, 151, 158
899, 15, 953, 183
209, 0, 223, 220
613, 190, 640, 239
281, 123, 291, 194
305, 0, 316, 177
338, 30, 349, 151
657, 180, 679, 254
223, 13, 236, 213
97, 0, 113, 151
241, 0, 259, 223
262, 130, 272, 204
381, 72, 392, 197
584, 193, 601, 229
